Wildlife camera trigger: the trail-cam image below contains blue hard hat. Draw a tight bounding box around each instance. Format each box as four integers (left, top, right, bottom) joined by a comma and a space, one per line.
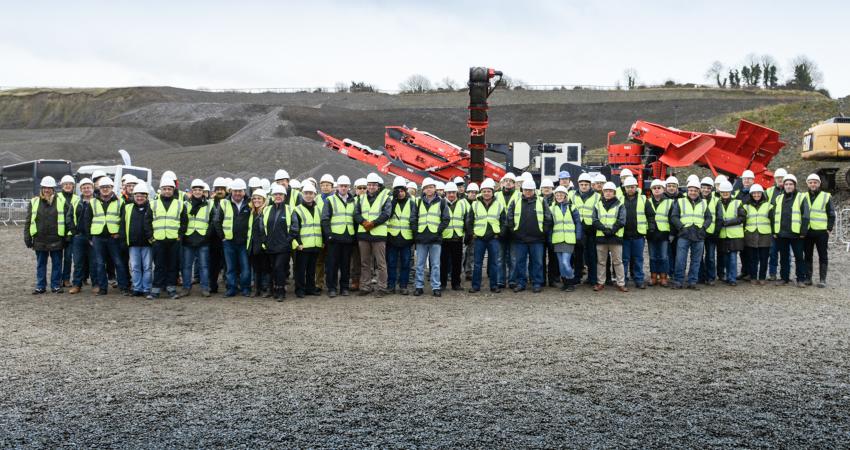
558, 170, 571, 179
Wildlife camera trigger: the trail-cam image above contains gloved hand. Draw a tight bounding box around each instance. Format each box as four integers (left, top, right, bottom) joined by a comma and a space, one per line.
25, 238, 33, 249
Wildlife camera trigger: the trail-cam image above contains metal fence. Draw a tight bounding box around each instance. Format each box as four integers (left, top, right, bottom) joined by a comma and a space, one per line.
0, 198, 29, 226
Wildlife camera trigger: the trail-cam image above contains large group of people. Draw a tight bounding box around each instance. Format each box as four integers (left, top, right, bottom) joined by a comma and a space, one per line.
25, 165, 836, 300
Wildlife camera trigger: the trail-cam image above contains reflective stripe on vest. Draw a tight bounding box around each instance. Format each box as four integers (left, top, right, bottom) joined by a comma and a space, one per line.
442, 200, 467, 239
649, 197, 671, 232
633, 195, 647, 235
184, 201, 210, 236
496, 190, 519, 210
572, 192, 600, 225
773, 193, 803, 234
152, 197, 183, 240
595, 202, 624, 238
296, 204, 323, 248
329, 195, 355, 235
91, 197, 121, 235
387, 200, 413, 240
550, 202, 576, 244
358, 190, 389, 236
745, 202, 772, 234
221, 201, 235, 240
29, 196, 66, 238
513, 197, 544, 232
705, 196, 719, 234
417, 197, 443, 233
719, 199, 743, 239
807, 191, 831, 231
678, 198, 707, 228
472, 200, 503, 237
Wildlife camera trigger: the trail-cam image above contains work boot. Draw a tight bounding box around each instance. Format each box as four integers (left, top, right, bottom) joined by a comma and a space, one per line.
617, 285, 629, 292
350, 280, 360, 291
660, 273, 669, 287
490, 287, 501, 293
414, 288, 424, 296
593, 284, 605, 292
327, 289, 337, 298
560, 280, 569, 291
398, 288, 409, 296
202, 290, 211, 298
648, 273, 655, 286
340, 289, 350, 296
358, 289, 371, 297
804, 279, 813, 286
69, 286, 81, 294
532, 286, 542, 293
92, 286, 101, 295
686, 284, 700, 291
432, 289, 441, 297
469, 288, 480, 293
179, 288, 191, 298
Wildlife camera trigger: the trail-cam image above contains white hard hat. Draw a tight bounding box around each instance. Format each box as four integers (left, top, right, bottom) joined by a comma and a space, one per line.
40, 176, 57, 188
202, 182, 210, 191
445, 182, 458, 193
773, 168, 788, 178
686, 179, 701, 189
521, 179, 536, 190
392, 176, 407, 189
229, 178, 247, 191
453, 176, 464, 184
337, 175, 351, 185
121, 173, 134, 182
741, 169, 755, 179
541, 178, 554, 188
501, 173, 516, 182
92, 170, 107, 180
162, 170, 177, 180
421, 178, 436, 188
406, 182, 417, 190
602, 182, 616, 191
354, 178, 367, 187
665, 176, 679, 186
650, 179, 665, 188
213, 177, 227, 188
623, 177, 638, 187
290, 179, 302, 190
301, 182, 317, 193
466, 182, 479, 192
123, 175, 139, 185
78, 177, 93, 187
700, 177, 714, 186
270, 184, 286, 195
133, 182, 149, 195
160, 177, 176, 188
99, 177, 114, 188
686, 174, 700, 185
274, 169, 290, 180
593, 174, 607, 184
784, 174, 797, 184
248, 177, 262, 188
620, 168, 633, 177
554, 186, 568, 194
806, 173, 821, 183
224, 177, 233, 186
481, 178, 496, 190
251, 189, 267, 199
750, 184, 764, 193
60, 175, 76, 185
714, 174, 728, 185
578, 173, 593, 183
366, 173, 383, 184
435, 181, 445, 191
718, 181, 733, 192
320, 174, 335, 184
260, 179, 270, 191
191, 178, 205, 189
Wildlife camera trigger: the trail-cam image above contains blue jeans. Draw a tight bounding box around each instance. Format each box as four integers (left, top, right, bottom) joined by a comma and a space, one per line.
555, 251, 574, 280
128, 246, 153, 294
183, 245, 210, 290
386, 244, 412, 289
71, 235, 95, 287
223, 240, 251, 295
62, 243, 73, 283
647, 239, 668, 274
92, 236, 129, 292
701, 239, 718, 282
724, 250, 739, 283
622, 238, 645, 284
583, 231, 598, 284
415, 243, 441, 290
35, 249, 63, 290
473, 237, 501, 290
512, 242, 544, 289
500, 238, 516, 287
674, 238, 704, 286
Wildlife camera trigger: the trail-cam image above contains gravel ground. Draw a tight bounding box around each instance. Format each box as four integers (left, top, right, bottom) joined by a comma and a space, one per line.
1, 226, 849, 447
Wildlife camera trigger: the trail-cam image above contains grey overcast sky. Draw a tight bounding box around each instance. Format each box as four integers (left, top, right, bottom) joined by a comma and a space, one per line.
1, 0, 847, 97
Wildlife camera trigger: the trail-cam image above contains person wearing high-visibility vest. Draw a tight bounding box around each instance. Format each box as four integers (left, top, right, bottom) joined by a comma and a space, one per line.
539, 178, 560, 288
259, 183, 299, 301
384, 176, 414, 295
179, 179, 213, 298
461, 182, 479, 283
292, 182, 323, 298
406, 181, 418, 199
715, 180, 746, 286
465, 178, 505, 293
591, 182, 626, 292
670, 179, 712, 290
410, 177, 450, 297
664, 176, 683, 280
208, 177, 229, 295
353, 173, 393, 296
119, 182, 154, 298
615, 168, 635, 201
247, 189, 271, 298
647, 179, 671, 287
698, 177, 721, 286
25, 176, 73, 294
89, 177, 129, 296
440, 182, 467, 291
573, 173, 600, 287
803, 173, 835, 288
772, 174, 810, 287
150, 176, 186, 299
743, 184, 774, 285
621, 176, 651, 289
68, 178, 96, 294
213, 178, 253, 297
314, 173, 336, 293
766, 168, 787, 281
507, 179, 553, 293
57, 175, 79, 288
348, 177, 369, 291
495, 173, 520, 289
549, 186, 583, 291
321, 175, 356, 298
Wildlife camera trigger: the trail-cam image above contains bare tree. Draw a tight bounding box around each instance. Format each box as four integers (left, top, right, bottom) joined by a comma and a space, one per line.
334, 82, 348, 93
437, 77, 459, 91
705, 61, 726, 88
399, 74, 433, 93
787, 55, 824, 90
623, 68, 638, 89
495, 76, 527, 90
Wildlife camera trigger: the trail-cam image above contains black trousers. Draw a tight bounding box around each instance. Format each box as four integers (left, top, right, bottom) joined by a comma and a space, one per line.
440, 240, 464, 289
294, 250, 319, 295
546, 242, 559, 284
325, 241, 353, 292
746, 246, 770, 280
804, 231, 829, 281
153, 240, 180, 291
209, 240, 224, 293
270, 251, 291, 292
776, 237, 805, 282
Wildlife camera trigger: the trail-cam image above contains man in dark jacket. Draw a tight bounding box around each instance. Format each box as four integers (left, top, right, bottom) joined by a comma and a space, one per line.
208, 177, 229, 294
385, 177, 415, 295
773, 174, 810, 287
507, 179, 554, 293
621, 177, 650, 289
120, 182, 154, 298
670, 180, 713, 289
410, 178, 450, 296
25, 176, 73, 294
465, 178, 506, 293
262, 184, 299, 300
592, 182, 627, 292
68, 178, 96, 294
213, 178, 253, 297
180, 179, 213, 298
151, 177, 187, 299
440, 182, 467, 291
321, 175, 356, 297
803, 173, 835, 288
89, 177, 130, 296
354, 173, 393, 296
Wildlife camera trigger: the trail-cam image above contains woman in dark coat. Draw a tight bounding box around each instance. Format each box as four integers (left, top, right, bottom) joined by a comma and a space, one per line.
25, 176, 73, 294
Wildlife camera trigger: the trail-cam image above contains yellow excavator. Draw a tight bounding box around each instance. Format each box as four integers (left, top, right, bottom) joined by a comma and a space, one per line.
803, 116, 850, 190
